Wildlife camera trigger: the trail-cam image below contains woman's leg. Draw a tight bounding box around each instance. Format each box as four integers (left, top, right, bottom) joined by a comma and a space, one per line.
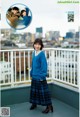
30, 104, 37, 110
42, 105, 53, 113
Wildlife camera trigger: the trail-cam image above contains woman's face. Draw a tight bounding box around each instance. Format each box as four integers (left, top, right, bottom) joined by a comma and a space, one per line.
12, 10, 18, 14
22, 11, 26, 16
34, 43, 41, 51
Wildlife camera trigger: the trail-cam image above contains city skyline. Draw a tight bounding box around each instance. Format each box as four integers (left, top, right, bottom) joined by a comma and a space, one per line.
1, 26, 79, 38
0, 0, 79, 36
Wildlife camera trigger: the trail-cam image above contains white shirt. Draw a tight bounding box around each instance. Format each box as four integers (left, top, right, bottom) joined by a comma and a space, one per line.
35, 50, 41, 56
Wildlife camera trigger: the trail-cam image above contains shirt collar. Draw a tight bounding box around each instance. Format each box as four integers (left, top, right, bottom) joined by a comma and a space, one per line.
35, 50, 41, 56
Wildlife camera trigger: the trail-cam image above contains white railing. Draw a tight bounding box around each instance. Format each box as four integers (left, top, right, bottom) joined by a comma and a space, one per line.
0, 48, 80, 88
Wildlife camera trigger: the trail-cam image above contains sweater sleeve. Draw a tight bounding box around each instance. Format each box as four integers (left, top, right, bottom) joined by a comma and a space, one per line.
30, 52, 34, 77
30, 68, 32, 77
30, 62, 32, 77
39, 52, 47, 79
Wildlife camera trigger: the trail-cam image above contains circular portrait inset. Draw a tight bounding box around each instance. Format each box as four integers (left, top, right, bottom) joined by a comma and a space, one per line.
6, 3, 32, 30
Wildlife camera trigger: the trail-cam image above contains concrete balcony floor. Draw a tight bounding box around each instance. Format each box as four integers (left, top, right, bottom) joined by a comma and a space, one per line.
8, 98, 78, 117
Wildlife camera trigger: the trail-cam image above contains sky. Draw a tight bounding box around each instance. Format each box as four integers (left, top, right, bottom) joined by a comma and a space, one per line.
0, 0, 79, 36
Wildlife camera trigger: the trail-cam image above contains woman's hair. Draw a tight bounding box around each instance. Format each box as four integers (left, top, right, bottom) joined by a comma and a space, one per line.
12, 7, 19, 11
21, 10, 26, 17
21, 8, 29, 17
33, 38, 44, 50
8, 8, 12, 12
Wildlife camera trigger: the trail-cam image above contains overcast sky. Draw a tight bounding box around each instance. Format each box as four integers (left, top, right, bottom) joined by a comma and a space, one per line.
0, 0, 79, 36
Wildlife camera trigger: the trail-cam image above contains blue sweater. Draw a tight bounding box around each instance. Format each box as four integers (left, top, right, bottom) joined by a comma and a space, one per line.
22, 16, 31, 26
30, 51, 47, 81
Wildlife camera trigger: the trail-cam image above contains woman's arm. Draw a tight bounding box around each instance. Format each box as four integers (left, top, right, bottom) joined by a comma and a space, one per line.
40, 52, 47, 79
30, 52, 34, 77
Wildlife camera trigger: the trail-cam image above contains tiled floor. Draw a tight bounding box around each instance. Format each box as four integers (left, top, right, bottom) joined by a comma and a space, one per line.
6, 98, 79, 117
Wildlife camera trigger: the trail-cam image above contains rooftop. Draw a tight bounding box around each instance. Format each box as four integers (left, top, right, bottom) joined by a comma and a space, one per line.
8, 98, 78, 117
1, 48, 79, 117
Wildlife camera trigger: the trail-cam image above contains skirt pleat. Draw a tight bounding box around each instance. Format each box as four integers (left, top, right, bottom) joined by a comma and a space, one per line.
30, 79, 52, 106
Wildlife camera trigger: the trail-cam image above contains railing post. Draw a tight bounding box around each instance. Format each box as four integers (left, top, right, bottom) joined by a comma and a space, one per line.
78, 50, 80, 93
28, 51, 30, 80
79, 50, 80, 117
11, 51, 14, 87
51, 50, 55, 82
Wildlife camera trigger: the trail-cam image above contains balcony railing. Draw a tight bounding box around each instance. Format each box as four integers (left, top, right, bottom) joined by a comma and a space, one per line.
0, 48, 80, 89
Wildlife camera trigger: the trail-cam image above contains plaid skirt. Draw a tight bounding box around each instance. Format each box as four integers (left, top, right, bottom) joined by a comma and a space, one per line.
30, 79, 52, 106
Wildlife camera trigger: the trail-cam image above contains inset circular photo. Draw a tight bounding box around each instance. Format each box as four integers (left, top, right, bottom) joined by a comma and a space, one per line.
6, 3, 32, 30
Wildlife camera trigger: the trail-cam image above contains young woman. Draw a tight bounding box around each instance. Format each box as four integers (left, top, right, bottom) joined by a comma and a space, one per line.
30, 38, 53, 114
20, 8, 31, 27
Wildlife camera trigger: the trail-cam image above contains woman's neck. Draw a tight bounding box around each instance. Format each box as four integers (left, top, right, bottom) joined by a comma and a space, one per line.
35, 50, 40, 52
35, 50, 41, 56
